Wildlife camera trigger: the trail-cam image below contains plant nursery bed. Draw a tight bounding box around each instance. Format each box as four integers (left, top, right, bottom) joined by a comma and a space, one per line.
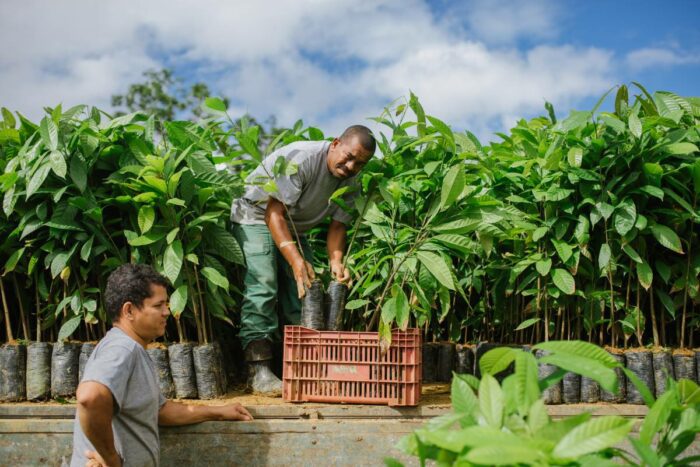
3, 380, 694, 467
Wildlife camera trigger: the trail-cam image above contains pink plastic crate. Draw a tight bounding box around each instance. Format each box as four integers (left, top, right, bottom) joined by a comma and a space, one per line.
282, 326, 422, 406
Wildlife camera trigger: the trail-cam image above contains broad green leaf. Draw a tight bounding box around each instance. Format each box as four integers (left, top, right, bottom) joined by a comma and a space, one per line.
622, 244, 643, 264
638, 185, 664, 200
451, 373, 478, 417
416, 251, 455, 290
533, 340, 619, 367
628, 113, 642, 138
513, 351, 540, 414
551, 239, 573, 263
138, 205, 155, 234
637, 260, 653, 290
201, 266, 229, 290
532, 226, 548, 242
380, 296, 397, 324
394, 287, 409, 330
80, 236, 94, 262
49, 150, 67, 178
515, 317, 540, 331
552, 416, 633, 460
431, 234, 474, 255
465, 444, 543, 466
26, 163, 51, 199
203, 97, 227, 113
205, 225, 245, 265
128, 230, 166, 246
39, 116, 58, 150
650, 224, 684, 254
551, 268, 575, 295
629, 437, 662, 467
538, 353, 617, 392
598, 243, 611, 270
345, 299, 368, 310
169, 284, 188, 317
536, 258, 551, 276
163, 240, 183, 284
166, 227, 180, 244
69, 155, 87, 192
567, 147, 583, 167
480, 347, 518, 376
614, 200, 636, 236
440, 164, 465, 209
639, 390, 676, 444
479, 374, 504, 428
3, 247, 25, 273
664, 142, 698, 155
57, 315, 82, 341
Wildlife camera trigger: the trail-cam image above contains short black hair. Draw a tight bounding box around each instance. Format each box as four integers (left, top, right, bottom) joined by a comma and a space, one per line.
105, 264, 170, 323
339, 125, 376, 154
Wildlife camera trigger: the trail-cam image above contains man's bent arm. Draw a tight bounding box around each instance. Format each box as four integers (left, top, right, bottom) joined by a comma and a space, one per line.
327, 220, 350, 283
158, 400, 252, 426
76, 381, 122, 467
265, 198, 304, 267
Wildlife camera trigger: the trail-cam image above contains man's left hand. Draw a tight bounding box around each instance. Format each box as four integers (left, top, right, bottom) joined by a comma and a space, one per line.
216, 403, 253, 421
330, 261, 351, 284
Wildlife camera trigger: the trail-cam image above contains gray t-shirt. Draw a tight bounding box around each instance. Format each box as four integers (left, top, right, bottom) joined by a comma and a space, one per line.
71, 327, 165, 467
230, 140, 358, 232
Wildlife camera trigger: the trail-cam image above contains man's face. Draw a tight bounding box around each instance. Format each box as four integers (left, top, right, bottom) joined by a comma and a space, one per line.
327, 136, 373, 179
129, 284, 170, 342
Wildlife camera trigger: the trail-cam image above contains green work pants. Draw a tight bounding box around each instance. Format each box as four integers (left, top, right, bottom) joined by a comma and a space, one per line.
232, 223, 313, 350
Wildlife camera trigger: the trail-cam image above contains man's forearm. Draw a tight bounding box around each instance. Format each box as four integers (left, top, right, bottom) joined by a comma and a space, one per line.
327, 220, 347, 265
265, 199, 304, 266
77, 402, 121, 465
158, 401, 218, 426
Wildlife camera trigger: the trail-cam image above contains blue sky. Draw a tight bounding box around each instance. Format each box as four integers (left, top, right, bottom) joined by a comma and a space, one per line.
1, 0, 698, 142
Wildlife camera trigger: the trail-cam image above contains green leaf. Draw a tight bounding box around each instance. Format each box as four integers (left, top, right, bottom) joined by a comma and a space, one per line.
637, 260, 653, 290
166, 227, 180, 244
201, 266, 229, 290
638, 185, 664, 200
205, 225, 244, 265
26, 163, 51, 199
533, 340, 619, 367
532, 226, 548, 242
57, 315, 81, 341
49, 150, 67, 178
567, 147, 583, 167
416, 251, 455, 290
614, 200, 636, 236
451, 372, 478, 417
538, 353, 618, 392
513, 351, 540, 413
639, 390, 676, 444
69, 155, 87, 192
598, 243, 612, 270
479, 374, 504, 428
439, 164, 465, 209
650, 223, 684, 254
551, 239, 573, 263
515, 317, 541, 331
552, 416, 633, 460
80, 236, 94, 262
480, 347, 517, 376
622, 244, 643, 264
536, 258, 552, 276
628, 113, 642, 138
394, 287, 409, 330
203, 97, 227, 113
3, 247, 25, 273
39, 116, 58, 150
380, 296, 397, 324
345, 299, 369, 310
169, 285, 188, 317
664, 142, 698, 155
138, 205, 155, 234
163, 240, 183, 284
465, 444, 543, 466
551, 269, 575, 295
128, 230, 166, 246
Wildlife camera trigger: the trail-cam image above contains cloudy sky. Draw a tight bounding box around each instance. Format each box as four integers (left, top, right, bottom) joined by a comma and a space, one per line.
1, 0, 698, 141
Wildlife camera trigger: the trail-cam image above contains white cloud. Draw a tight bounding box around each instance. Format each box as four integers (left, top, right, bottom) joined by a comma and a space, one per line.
626, 47, 700, 71
0, 0, 619, 141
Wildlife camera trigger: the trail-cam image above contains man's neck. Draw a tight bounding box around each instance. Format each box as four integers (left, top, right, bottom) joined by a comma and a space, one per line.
113, 323, 149, 349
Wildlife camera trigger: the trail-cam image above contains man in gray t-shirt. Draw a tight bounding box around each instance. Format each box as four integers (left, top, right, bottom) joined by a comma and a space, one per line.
231, 125, 375, 395
71, 264, 252, 467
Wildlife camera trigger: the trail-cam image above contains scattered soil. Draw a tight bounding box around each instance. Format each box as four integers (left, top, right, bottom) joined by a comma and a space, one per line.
672, 348, 694, 356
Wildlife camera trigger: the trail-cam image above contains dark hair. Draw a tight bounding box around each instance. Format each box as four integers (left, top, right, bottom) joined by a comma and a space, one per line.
105, 264, 170, 323
339, 125, 376, 154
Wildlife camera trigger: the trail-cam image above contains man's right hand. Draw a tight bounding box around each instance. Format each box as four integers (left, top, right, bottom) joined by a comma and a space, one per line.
85, 449, 121, 467
292, 259, 315, 298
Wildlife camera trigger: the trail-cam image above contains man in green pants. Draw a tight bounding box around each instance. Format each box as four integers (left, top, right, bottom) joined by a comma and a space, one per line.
231, 125, 376, 394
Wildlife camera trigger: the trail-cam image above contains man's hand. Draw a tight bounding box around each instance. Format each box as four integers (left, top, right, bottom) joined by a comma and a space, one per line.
292, 259, 315, 298
215, 403, 254, 421
85, 449, 121, 467
330, 261, 351, 285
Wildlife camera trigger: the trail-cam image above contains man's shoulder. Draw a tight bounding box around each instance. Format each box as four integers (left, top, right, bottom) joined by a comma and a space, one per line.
94, 329, 140, 354
281, 140, 329, 161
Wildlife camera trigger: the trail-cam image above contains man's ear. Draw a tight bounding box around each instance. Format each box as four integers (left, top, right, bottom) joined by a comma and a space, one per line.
120, 302, 135, 321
